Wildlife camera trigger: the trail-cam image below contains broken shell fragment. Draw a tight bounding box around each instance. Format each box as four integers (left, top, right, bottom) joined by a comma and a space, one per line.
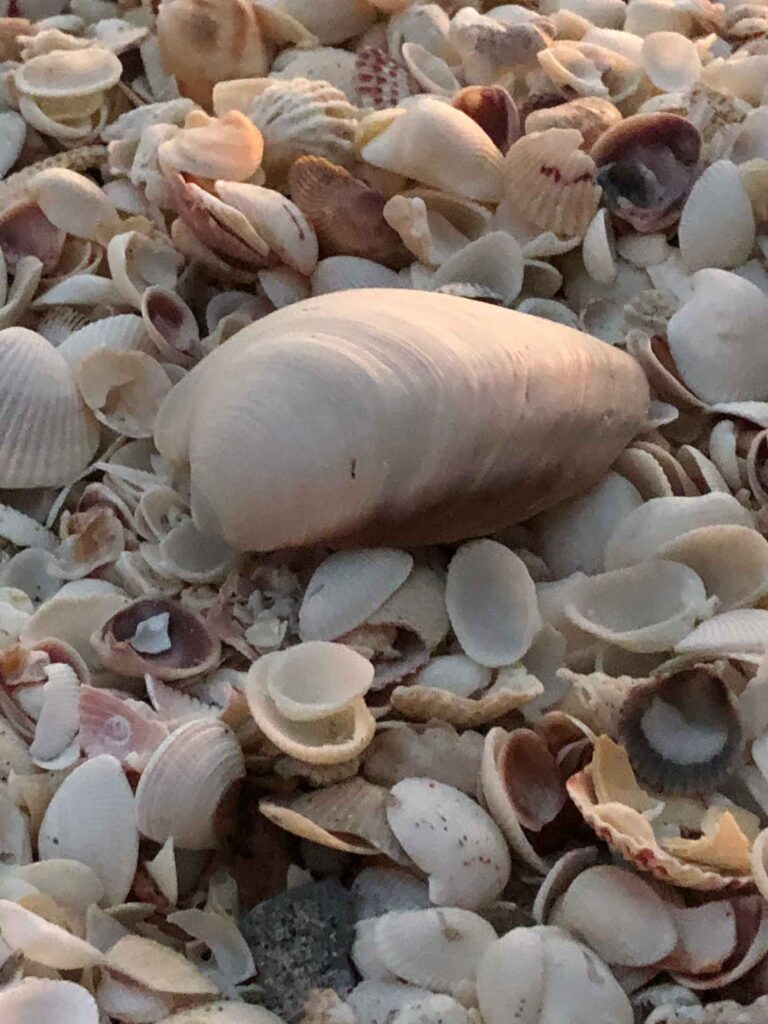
154, 290, 649, 551
92, 598, 222, 681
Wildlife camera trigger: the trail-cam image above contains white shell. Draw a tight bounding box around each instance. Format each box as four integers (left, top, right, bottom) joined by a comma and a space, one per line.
135, 719, 245, 850
386, 778, 511, 910
273, 0, 374, 44
549, 865, 678, 967
266, 640, 373, 720
57, 314, 150, 366
675, 609, 768, 657
641, 32, 700, 92
167, 909, 254, 985
661, 525, 768, 612
0, 328, 99, 488
678, 162, 755, 273
477, 926, 633, 1024
667, 270, 768, 403
446, 540, 542, 668
26, 167, 120, 242
0, 112, 26, 180
38, 754, 139, 905
430, 232, 524, 306
0, 979, 99, 1023
75, 349, 172, 439
563, 560, 712, 652
312, 256, 401, 294
300, 549, 413, 641
413, 655, 491, 698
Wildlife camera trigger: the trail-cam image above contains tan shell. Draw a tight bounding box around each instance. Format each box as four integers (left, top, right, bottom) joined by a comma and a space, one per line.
391, 666, 543, 727
154, 290, 649, 551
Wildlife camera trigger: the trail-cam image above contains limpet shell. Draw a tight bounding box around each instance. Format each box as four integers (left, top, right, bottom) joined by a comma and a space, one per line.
386, 778, 511, 910
0, 327, 99, 488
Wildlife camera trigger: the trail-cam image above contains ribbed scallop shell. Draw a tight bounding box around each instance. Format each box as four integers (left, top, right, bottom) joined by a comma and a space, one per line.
355, 46, 421, 110
135, 719, 245, 850
503, 129, 600, 237
246, 78, 358, 179
0, 327, 99, 488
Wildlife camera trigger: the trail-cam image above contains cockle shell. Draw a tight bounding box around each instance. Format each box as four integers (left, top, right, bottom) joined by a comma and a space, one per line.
503, 129, 600, 237
359, 100, 505, 203
154, 290, 649, 551
156, 0, 271, 108
619, 663, 743, 794
386, 778, 511, 910
678, 160, 755, 272
135, 719, 245, 849
0, 327, 99, 488
477, 926, 633, 1024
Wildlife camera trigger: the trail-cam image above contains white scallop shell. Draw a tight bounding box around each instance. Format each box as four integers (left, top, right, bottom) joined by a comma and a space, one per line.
641, 32, 701, 92
446, 540, 542, 668
0, 327, 99, 488
38, 754, 139, 905
57, 314, 150, 366
386, 778, 511, 910
678, 162, 755, 273
549, 865, 678, 967
0, 979, 99, 1024
300, 549, 414, 641
135, 719, 245, 850
563, 560, 713, 652
360, 100, 504, 203
675, 608, 768, 657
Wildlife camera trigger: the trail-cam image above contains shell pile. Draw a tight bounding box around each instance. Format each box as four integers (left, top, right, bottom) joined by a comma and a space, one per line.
4, 0, 768, 1022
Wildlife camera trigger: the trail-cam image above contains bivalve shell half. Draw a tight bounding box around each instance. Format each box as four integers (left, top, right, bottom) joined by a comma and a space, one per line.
0, 979, 99, 1023
386, 778, 511, 910
74, 349, 172, 439
446, 540, 542, 668
38, 754, 139, 905
660, 525, 768, 612
135, 719, 245, 850
678, 161, 755, 272
0, 327, 99, 488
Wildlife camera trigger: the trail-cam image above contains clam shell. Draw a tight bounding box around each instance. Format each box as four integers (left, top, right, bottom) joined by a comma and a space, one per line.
429, 232, 524, 306
401, 42, 460, 97
446, 540, 542, 668
38, 754, 139, 905
678, 161, 755, 272
74, 348, 172, 439
412, 656, 491, 699
105, 933, 218, 996
538, 41, 642, 103
26, 167, 119, 243
56, 315, 150, 369
386, 778, 511, 910
153, 290, 649, 552
300, 549, 413, 641
502, 129, 600, 237
550, 864, 677, 967
78, 685, 168, 766
563, 560, 712, 653
107, 231, 184, 311
524, 96, 622, 152
14, 46, 121, 98
0, 900, 104, 969
0, 327, 99, 488
641, 32, 701, 92
661, 525, 768, 611
675, 608, 768, 658
141, 286, 200, 368
0, 979, 99, 1023
477, 926, 633, 1024
135, 719, 245, 850
360, 100, 504, 203
366, 565, 449, 653
259, 777, 408, 862
272, 46, 358, 101
313, 255, 401, 293
452, 86, 520, 154
619, 664, 743, 795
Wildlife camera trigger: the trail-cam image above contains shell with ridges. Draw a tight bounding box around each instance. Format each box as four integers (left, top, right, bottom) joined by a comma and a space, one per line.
678, 161, 755, 272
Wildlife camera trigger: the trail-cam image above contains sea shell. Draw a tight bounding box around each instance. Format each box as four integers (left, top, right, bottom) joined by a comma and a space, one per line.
524, 96, 622, 151
641, 32, 701, 92
13, 46, 122, 101
0, 979, 99, 1023
401, 42, 460, 97
355, 46, 421, 111
0, 327, 99, 488
503, 129, 600, 237
446, 540, 541, 667
383, 190, 491, 268
678, 161, 755, 272
666, 270, 768, 403
38, 754, 139, 905
538, 41, 642, 103
104, 933, 218, 996
359, 100, 505, 203
452, 86, 520, 154
363, 721, 483, 794
272, 47, 358, 101
74, 349, 172, 438
156, 0, 271, 108
0, 901, 104, 969
107, 231, 184, 311
135, 719, 245, 849
91, 598, 221, 681
141, 286, 200, 368
392, 665, 543, 726
25, 167, 119, 243
355, 908, 497, 992
592, 113, 702, 233
386, 778, 511, 910
239, 77, 358, 180
450, 9, 551, 87
260, 777, 407, 862
154, 290, 648, 551
429, 232, 524, 306
288, 156, 412, 268
273, 0, 374, 45
477, 926, 633, 1024
675, 608, 768, 659
619, 663, 743, 795
549, 864, 678, 967
157, 110, 264, 182
660, 525, 768, 611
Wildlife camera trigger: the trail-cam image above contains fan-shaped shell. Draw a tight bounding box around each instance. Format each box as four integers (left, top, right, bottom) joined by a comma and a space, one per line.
135, 719, 245, 850
154, 290, 649, 552
0, 327, 99, 488
661, 525, 768, 611
678, 161, 755, 272
641, 32, 701, 92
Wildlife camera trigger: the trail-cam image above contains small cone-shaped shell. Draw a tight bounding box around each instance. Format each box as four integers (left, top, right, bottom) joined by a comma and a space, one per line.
154, 290, 649, 552
0, 327, 99, 488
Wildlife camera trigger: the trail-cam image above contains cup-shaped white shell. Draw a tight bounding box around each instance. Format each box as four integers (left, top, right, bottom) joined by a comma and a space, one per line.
477, 926, 633, 1024
667, 270, 768, 404
0, 979, 99, 1023
75, 349, 173, 438
155, 290, 649, 552
246, 650, 376, 764
563, 560, 712, 652
38, 754, 139, 905
386, 778, 511, 910
265, 640, 373, 720
678, 161, 755, 273
14, 47, 122, 98
135, 719, 245, 850
446, 540, 542, 667
360, 100, 505, 202
549, 865, 678, 967
359, 908, 497, 992
0, 327, 99, 488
